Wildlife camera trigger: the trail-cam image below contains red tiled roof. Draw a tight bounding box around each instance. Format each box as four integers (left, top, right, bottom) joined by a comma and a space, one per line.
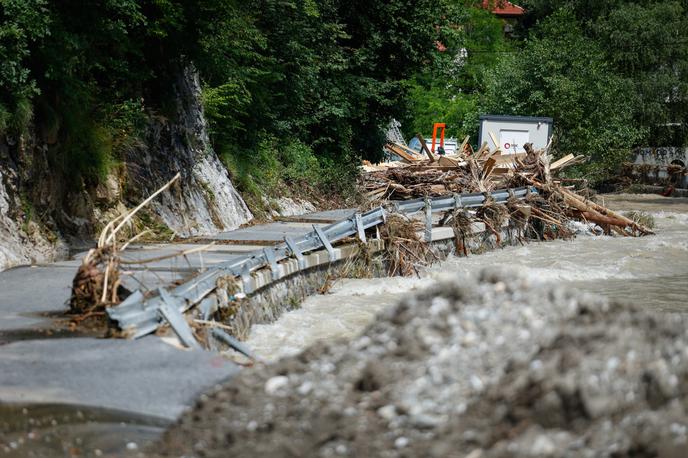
481, 0, 525, 17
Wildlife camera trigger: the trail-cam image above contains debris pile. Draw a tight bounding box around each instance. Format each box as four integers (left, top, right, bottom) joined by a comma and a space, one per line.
618, 160, 687, 190
153, 268, 688, 457
379, 214, 435, 277
363, 140, 651, 237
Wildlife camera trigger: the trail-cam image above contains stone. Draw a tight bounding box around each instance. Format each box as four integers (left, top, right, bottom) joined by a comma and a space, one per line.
265, 376, 290, 396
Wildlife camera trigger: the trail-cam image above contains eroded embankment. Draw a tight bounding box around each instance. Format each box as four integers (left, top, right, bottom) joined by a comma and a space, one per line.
154, 268, 688, 457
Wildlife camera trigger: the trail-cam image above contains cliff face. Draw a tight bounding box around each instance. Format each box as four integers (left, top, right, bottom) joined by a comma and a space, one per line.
124, 67, 252, 237
0, 66, 252, 272
0, 164, 67, 270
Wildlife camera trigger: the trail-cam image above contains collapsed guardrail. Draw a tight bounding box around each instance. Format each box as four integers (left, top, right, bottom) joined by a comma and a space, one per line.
108, 186, 537, 339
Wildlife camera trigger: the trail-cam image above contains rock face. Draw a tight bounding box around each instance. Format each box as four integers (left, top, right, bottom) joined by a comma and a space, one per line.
125, 67, 252, 237
0, 65, 252, 271
264, 196, 317, 218
0, 166, 66, 271
155, 268, 688, 458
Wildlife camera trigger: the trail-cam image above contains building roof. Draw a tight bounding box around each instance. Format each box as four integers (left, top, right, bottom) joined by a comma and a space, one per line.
481, 0, 525, 17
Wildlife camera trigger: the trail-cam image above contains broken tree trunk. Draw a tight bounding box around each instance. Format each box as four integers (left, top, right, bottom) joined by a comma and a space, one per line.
558, 187, 654, 235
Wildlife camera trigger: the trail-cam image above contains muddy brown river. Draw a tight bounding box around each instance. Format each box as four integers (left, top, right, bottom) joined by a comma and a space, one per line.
246, 194, 688, 362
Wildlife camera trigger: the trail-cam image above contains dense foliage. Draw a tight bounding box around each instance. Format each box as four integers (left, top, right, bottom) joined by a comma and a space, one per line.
405, 6, 510, 139
0, 0, 446, 198
2, 0, 686, 195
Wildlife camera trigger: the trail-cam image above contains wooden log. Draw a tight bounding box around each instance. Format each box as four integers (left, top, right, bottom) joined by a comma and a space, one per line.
559, 187, 654, 235
580, 211, 630, 228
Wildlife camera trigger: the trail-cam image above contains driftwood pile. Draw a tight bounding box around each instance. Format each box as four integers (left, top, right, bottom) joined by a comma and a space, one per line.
619, 161, 687, 188
362, 139, 652, 238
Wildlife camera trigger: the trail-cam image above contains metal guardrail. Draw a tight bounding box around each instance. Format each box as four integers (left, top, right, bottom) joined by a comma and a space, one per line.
108, 186, 537, 338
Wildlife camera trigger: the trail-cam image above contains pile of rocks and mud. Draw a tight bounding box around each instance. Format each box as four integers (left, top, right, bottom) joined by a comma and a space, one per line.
155, 268, 688, 457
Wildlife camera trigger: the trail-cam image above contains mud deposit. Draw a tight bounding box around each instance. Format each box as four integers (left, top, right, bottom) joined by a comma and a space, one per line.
155, 268, 688, 457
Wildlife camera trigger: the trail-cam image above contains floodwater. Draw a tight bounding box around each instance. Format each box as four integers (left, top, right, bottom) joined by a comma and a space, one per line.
0, 403, 168, 457
246, 194, 688, 362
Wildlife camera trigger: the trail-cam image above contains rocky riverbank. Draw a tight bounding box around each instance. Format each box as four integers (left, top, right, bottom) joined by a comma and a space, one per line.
155, 268, 688, 458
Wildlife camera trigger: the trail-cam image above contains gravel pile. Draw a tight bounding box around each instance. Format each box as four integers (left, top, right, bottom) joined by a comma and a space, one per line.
155, 268, 688, 457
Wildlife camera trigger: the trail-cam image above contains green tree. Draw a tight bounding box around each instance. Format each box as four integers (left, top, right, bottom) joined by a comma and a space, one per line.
0, 0, 50, 132
595, 1, 688, 145
481, 8, 642, 181
1, 0, 454, 196
519, 0, 688, 146
405, 5, 509, 139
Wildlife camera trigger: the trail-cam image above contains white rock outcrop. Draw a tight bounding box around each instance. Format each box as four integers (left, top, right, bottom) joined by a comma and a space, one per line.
0, 168, 64, 271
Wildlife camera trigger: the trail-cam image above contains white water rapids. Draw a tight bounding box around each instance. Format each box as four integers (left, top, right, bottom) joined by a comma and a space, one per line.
246, 194, 688, 362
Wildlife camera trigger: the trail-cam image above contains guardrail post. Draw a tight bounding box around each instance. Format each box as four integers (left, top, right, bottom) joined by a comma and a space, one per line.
453, 193, 463, 209
158, 288, 201, 349
241, 263, 254, 294
424, 197, 433, 242
313, 225, 336, 262
285, 236, 306, 270
354, 213, 366, 243
263, 247, 281, 281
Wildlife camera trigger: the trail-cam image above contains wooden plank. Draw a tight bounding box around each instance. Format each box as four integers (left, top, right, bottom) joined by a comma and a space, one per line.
384, 143, 418, 163
489, 131, 500, 149
389, 142, 422, 158
437, 155, 460, 167
416, 133, 437, 162
481, 157, 497, 179
458, 135, 469, 156
411, 165, 467, 171
475, 141, 490, 159
550, 153, 575, 170
493, 152, 526, 164
485, 147, 502, 161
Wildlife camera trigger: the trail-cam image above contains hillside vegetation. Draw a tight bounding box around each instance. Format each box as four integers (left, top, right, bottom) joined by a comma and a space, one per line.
1, 0, 686, 204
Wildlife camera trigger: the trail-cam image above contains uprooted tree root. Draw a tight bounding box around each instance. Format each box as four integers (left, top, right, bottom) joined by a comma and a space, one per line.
69, 246, 122, 326
68, 173, 181, 327
379, 214, 436, 277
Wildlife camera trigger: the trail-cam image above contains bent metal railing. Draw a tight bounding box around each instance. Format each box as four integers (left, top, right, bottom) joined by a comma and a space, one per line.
108, 186, 537, 338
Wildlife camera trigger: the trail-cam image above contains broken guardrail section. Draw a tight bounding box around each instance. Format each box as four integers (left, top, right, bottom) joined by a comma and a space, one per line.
107, 186, 537, 339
